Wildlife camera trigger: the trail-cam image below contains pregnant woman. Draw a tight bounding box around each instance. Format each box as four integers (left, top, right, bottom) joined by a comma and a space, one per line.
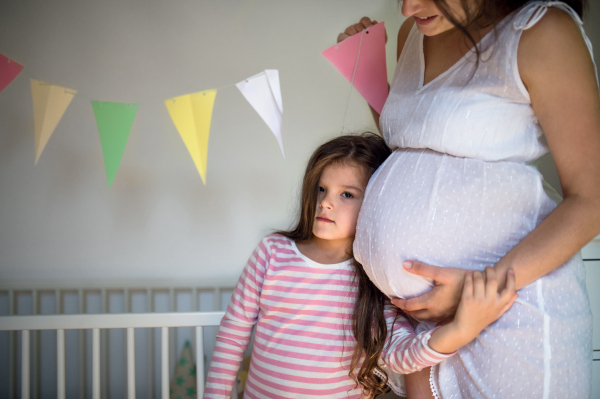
343, 0, 600, 397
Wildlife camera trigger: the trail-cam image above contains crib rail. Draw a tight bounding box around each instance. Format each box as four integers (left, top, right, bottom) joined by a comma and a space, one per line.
0, 279, 236, 399
0, 311, 225, 399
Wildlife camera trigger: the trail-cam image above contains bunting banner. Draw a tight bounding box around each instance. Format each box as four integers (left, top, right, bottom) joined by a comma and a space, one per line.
91, 101, 139, 187
321, 22, 388, 114
31, 79, 76, 164
236, 69, 284, 157
0, 54, 24, 94
165, 89, 217, 184
5, 55, 283, 186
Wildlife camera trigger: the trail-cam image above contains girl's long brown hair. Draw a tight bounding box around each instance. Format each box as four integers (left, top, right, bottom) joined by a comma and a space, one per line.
276, 133, 391, 397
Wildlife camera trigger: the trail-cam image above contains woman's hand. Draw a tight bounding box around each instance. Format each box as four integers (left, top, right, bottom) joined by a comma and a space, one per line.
391, 261, 466, 322
337, 17, 385, 43
427, 267, 518, 354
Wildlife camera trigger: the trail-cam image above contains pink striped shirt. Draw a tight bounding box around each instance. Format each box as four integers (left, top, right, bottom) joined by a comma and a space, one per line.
204, 235, 453, 399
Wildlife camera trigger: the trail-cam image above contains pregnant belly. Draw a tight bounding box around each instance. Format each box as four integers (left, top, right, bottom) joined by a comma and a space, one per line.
354, 148, 556, 299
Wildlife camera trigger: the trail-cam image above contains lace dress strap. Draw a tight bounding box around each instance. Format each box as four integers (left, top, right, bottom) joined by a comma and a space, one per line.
513, 1, 598, 84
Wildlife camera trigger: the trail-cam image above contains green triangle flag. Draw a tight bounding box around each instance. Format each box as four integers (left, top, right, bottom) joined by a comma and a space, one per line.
91, 101, 139, 187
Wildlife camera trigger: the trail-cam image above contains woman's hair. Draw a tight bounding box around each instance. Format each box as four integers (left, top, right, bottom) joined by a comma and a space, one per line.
276, 132, 390, 242
429, 0, 587, 68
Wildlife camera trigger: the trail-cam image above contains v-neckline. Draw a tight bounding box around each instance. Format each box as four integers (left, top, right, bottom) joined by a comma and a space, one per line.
416, 13, 511, 92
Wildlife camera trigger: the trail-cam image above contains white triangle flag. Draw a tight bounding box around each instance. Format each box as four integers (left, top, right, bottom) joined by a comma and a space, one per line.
236, 69, 284, 157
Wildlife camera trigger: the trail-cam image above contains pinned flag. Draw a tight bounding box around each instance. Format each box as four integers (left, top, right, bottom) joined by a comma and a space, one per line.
91, 101, 139, 187
165, 90, 217, 184
0, 54, 24, 94
321, 22, 388, 114
236, 70, 284, 157
31, 79, 76, 164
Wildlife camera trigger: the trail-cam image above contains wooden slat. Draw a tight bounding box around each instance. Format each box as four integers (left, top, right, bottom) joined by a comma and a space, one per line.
0, 312, 225, 331
195, 326, 204, 397
146, 289, 154, 399
101, 290, 108, 399
161, 327, 169, 399
21, 330, 30, 399
57, 329, 66, 399
78, 289, 86, 399
169, 289, 176, 383
32, 290, 39, 399
9, 290, 15, 399
127, 328, 136, 399
92, 328, 100, 399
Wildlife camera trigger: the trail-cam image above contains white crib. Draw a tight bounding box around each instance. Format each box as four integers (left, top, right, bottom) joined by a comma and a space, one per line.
1, 236, 599, 398
0, 280, 237, 399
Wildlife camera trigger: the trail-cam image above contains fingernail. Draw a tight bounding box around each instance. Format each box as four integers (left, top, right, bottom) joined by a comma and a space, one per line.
509, 270, 514, 275
403, 261, 412, 269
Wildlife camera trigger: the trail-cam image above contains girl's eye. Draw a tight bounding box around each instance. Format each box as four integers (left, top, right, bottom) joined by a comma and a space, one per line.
318, 186, 325, 192
342, 192, 354, 199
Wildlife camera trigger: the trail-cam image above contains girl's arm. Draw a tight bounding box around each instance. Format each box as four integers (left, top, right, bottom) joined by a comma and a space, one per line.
393, 9, 600, 321
427, 268, 517, 354
381, 302, 454, 375
203, 239, 271, 399
382, 268, 517, 373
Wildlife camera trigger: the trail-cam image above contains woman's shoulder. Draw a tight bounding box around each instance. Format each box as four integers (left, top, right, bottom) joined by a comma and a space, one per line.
517, 6, 593, 89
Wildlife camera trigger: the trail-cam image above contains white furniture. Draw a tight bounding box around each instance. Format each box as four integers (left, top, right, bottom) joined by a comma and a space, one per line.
582, 235, 600, 398
0, 279, 236, 399
0, 312, 224, 399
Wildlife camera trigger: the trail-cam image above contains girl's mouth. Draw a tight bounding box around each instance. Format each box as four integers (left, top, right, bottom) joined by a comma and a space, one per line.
316, 217, 334, 223
414, 15, 437, 25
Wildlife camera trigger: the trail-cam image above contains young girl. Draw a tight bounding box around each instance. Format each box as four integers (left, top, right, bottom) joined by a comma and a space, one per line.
203, 133, 391, 399
203, 132, 516, 399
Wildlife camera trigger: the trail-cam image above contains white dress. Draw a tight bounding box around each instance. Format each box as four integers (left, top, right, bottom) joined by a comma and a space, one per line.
354, 2, 594, 398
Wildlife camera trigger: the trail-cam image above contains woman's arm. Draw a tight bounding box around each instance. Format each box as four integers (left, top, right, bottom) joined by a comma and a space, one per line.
337, 17, 414, 130
492, 8, 600, 289
393, 9, 600, 321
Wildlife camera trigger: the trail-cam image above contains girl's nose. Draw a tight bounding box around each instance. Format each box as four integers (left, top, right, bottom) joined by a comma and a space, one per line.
319, 195, 334, 210
401, 0, 424, 17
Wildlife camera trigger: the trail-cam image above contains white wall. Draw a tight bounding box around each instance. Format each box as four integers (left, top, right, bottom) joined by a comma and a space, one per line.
0, 1, 598, 284
0, 0, 403, 282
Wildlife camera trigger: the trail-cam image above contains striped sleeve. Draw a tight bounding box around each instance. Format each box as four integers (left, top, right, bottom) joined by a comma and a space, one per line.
203, 238, 272, 399
381, 301, 455, 374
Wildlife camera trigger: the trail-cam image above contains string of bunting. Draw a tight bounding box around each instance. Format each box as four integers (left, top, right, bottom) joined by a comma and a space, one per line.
0, 52, 284, 186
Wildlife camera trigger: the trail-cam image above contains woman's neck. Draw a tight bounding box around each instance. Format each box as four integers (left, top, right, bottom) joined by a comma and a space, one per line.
295, 236, 353, 265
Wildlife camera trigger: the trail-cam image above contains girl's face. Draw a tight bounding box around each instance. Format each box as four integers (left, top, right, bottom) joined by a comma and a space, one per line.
313, 162, 368, 244
401, 0, 466, 36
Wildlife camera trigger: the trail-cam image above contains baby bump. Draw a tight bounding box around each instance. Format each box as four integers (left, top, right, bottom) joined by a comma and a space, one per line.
353, 148, 556, 299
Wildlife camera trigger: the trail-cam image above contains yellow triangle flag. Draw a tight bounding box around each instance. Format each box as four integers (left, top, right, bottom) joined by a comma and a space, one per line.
30, 79, 76, 165
165, 90, 217, 184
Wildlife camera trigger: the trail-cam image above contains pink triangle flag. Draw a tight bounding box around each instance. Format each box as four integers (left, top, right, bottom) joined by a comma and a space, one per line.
321, 22, 388, 114
0, 54, 24, 94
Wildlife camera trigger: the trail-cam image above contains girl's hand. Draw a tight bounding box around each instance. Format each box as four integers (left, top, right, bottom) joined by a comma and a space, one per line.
427, 267, 518, 354
337, 17, 386, 43
391, 261, 466, 322
453, 267, 518, 338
